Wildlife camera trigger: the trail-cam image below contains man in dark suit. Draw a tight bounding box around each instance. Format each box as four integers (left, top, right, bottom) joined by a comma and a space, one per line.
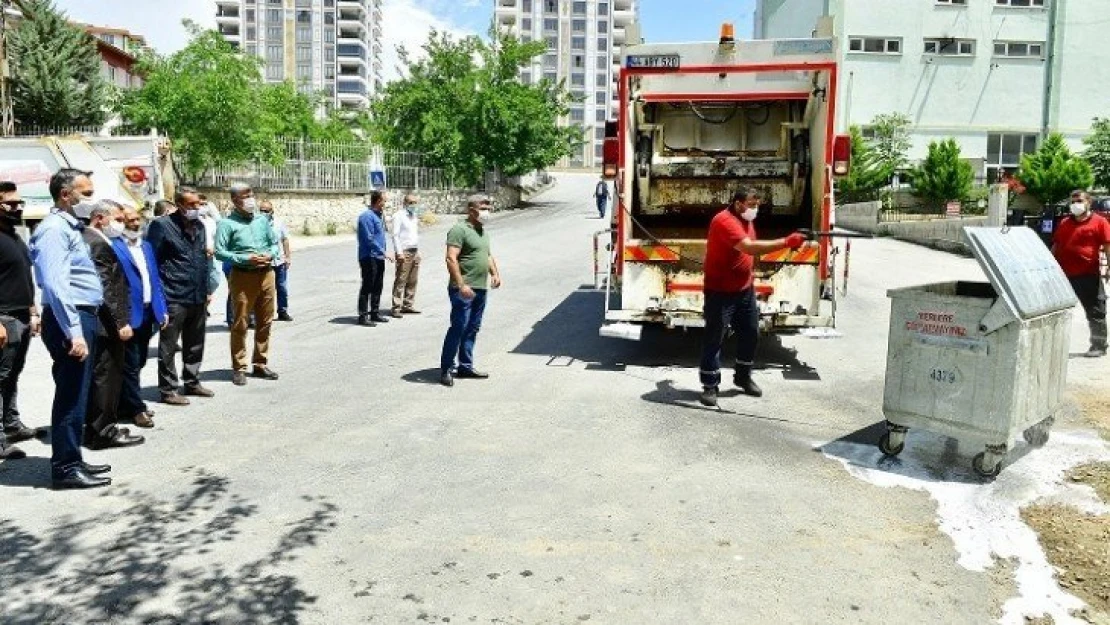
112, 206, 168, 429
83, 201, 144, 449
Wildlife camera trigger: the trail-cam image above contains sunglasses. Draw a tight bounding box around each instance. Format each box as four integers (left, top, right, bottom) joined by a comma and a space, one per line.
1, 200, 25, 210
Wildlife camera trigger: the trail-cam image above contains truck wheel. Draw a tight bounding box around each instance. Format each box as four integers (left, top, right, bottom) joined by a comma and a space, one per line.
878, 431, 904, 457
972, 452, 1002, 478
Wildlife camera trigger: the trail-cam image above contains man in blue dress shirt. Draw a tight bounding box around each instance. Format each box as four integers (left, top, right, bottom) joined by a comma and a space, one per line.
28, 169, 113, 489
356, 190, 394, 327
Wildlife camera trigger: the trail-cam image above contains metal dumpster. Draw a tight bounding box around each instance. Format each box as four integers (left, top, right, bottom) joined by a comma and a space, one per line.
878, 226, 1077, 477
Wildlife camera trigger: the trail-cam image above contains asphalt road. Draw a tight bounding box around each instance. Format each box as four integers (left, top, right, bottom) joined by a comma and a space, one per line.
2, 173, 1107, 624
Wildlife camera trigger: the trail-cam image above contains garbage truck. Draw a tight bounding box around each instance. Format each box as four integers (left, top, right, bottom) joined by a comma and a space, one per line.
0, 133, 173, 230
596, 23, 851, 340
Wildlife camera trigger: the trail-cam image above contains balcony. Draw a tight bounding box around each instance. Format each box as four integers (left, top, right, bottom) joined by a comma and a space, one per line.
216, 7, 240, 22
218, 24, 241, 40
497, 0, 517, 6
338, 22, 367, 39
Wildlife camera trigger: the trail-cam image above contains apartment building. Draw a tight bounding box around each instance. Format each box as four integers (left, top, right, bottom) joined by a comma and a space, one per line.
754, 0, 1109, 182
216, 0, 384, 111
495, 0, 639, 168
82, 25, 149, 90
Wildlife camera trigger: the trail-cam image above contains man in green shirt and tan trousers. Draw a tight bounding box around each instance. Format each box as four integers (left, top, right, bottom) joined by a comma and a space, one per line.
215, 183, 281, 387
440, 195, 502, 387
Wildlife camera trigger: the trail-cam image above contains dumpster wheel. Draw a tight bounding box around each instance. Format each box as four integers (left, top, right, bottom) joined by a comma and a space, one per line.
972, 451, 1003, 478
878, 431, 905, 457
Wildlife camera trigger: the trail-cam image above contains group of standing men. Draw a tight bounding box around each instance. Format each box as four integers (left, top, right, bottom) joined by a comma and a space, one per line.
0, 171, 289, 488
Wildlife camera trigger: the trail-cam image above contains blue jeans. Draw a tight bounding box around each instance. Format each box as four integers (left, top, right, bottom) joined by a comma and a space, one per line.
596, 196, 607, 217
275, 264, 289, 314
699, 289, 759, 389
40, 307, 98, 475
441, 287, 488, 374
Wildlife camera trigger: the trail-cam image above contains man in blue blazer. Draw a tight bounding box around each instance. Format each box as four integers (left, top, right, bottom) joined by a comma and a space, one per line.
112, 207, 168, 428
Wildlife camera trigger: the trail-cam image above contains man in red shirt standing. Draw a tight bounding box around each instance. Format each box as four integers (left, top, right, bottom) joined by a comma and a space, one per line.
699, 188, 808, 407
1053, 190, 1110, 358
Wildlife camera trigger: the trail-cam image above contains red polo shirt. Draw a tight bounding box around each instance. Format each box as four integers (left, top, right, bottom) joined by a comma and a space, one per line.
704, 208, 756, 293
1054, 212, 1110, 277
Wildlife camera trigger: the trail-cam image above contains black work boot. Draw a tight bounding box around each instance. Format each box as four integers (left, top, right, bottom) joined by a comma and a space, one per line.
698, 386, 719, 407
733, 366, 763, 398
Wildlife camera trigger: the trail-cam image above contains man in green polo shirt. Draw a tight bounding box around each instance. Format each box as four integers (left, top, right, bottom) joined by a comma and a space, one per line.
214, 182, 281, 387
440, 195, 502, 387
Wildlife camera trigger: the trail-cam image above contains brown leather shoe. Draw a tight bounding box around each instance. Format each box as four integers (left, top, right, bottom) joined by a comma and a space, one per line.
184, 385, 215, 398
133, 412, 155, 429
160, 393, 190, 406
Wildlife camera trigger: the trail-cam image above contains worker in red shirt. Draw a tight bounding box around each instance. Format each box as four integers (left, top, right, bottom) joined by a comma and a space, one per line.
1053, 190, 1110, 358
699, 188, 808, 407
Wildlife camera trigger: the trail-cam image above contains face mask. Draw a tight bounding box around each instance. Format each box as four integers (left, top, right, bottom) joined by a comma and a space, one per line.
477, 209, 492, 223
122, 228, 142, 241
405, 205, 417, 215
185, 209, 201, 221
741, 207, 759, 222
72, 196, 96, 219
263, 212, 274, 221
241, 198, 258, 213
103, 219, 125, 239
1070, 202, 1087, 217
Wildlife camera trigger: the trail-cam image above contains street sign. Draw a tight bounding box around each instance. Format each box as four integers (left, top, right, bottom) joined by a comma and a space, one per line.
369, 169, 386, 190
946, 201, 962, 218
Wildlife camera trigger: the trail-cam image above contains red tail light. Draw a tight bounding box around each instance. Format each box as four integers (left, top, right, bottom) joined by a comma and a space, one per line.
832, 134, 851, 177
602, 120, 619, 180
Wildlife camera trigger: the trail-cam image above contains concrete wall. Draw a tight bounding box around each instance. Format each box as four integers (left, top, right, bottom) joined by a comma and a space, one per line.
836, 200, 986, 255
198, 185, 523, 236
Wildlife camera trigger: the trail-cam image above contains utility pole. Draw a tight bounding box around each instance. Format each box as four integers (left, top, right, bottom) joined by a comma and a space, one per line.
1040, 0, 1061, 140
1, 0, 13, 136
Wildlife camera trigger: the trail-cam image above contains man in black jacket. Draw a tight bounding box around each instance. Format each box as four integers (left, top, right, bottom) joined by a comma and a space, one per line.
146, 187, 215, 405
0, 182, 41, 461
83, 201, 144, 449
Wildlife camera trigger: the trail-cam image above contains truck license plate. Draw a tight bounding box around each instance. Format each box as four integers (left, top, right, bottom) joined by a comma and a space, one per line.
627, 55, 680, 69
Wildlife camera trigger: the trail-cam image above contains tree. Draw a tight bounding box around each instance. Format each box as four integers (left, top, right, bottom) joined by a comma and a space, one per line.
371, 27, 581, 187
1083, 118, 1110, 191
1017, 132, 1094, 206
869, 112, 912, 172
835, 126, 892, 203
116, 22, 357, 183
7, 0, 108, 128
912, 139, 973, 208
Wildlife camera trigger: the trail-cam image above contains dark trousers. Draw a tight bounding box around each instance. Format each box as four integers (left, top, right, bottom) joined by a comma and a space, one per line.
699, 289, 760, 389
358, 258, 386, 316
120, 306, 157, 418
441, 287, 488, 374
158, 302, 207, 395
40, 307, 97, 475
596, 196, 607, 217
1070, 275, 1108, 349
275, 264, 289, 314
0, 313, 32, 446
87, 334, 126, 435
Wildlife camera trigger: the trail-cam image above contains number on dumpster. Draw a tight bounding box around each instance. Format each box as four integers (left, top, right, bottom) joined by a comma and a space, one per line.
929, 369, 957, 384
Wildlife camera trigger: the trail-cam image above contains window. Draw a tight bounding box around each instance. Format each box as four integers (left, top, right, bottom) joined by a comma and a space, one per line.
597, 37, 608, 51
595, 73, 607, 87
572, 19, 586, 32
923, 38, 975, 56
596, 56, 608, 70
266, 44, 283, 62
993, 40, 1044, 58
571, 36, 585, 50
596, 109, 607, 122
544, 70, 557, 82
598, 20, 608, 34
247, 27, 257, 40
325, 45, 335, 62
296, 45, 312, 62
523, 0, 532, 11
324, 28, 335, 43
595, 126, 606, 140
545, 35, 558, 49
573, 1, 586, 15
544, 0, 557, 13
522, 33, 533, 43
296, 10, 311, 23
595, 91, 607, 105
573, 55, 584, 68
995, 0, 1045, 6
595, 144, 604, 159
266, 64, 283, 80
521, 71, 532, 84
544, 53, 557, 68
599, 2, 609, 15
324, 12, 334, 25
522, 18, 532, 31
267, 25, 282, 40
267, 8, 281, 22
570, 108, 585, 122
986, 133, 1038, 182
543, 18, 558, 31
296, 64, 312, 79
571, 72, 585, 87
936, 0, 967, 4
325, 64, 335, 79
246, 8, 256, 22
246, 44, 258, 57
847, 37, 902, 54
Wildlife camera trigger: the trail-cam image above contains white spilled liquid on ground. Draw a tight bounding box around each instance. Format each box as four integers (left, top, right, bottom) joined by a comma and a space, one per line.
820, 429, 1110, 625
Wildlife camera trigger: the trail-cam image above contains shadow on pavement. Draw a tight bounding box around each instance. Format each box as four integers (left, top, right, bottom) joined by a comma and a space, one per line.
0, 457, 53, 489
328, 316, 363, 326
0, 467, 338, 624
511, 287, 822, 378
199, 368, 235, 383
641, 380, 833, 427
402, 368, 444, 385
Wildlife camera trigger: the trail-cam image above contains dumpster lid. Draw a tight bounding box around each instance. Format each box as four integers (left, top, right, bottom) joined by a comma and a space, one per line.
963, 226, 1077, 324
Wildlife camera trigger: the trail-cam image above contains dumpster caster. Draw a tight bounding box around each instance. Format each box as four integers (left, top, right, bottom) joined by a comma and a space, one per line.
878, 431, 905, 456
1022, 425, 1050, 448
972, 451, 1003, 478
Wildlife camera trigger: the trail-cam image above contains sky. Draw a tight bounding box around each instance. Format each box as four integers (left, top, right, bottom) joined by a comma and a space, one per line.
53, 0, 758, 79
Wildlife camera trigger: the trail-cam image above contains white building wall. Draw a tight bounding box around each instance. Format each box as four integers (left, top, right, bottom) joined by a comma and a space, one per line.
754, 0, 825, 40
758, 0, 1106, 181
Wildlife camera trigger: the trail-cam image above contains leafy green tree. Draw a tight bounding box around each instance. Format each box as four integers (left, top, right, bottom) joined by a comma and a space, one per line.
835, 126, 892, 203
869, 113, 912, 172
1017, 132, 1094, 206
7, 0, 107, 128
911, 139, 974, 208
1083, 118, 1110, 191
371, 27, 581, 186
